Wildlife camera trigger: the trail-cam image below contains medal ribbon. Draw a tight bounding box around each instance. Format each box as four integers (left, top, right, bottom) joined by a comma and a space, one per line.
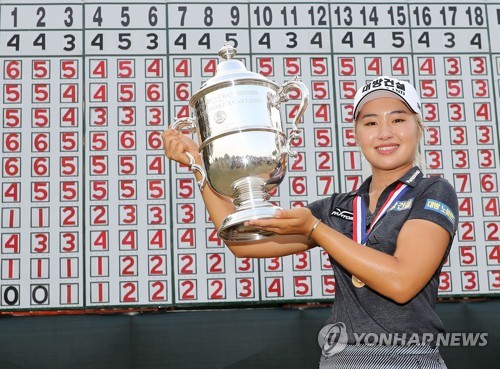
353, 182, 410, 245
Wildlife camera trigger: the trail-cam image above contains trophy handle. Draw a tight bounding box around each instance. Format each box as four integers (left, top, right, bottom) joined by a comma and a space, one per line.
277, 78, 310, 157
170, 117, 207, 191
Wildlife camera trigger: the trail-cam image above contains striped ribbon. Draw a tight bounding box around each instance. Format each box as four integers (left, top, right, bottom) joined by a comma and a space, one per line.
353, 182, 410, 245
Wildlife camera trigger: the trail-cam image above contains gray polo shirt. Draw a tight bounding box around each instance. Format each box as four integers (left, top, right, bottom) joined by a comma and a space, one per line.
308, 166, 458, 345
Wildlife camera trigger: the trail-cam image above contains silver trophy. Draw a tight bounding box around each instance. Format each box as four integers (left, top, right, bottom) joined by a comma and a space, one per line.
171, 43, 309, 242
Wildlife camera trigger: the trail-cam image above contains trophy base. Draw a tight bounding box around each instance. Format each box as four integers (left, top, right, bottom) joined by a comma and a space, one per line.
218, 206, 281, 242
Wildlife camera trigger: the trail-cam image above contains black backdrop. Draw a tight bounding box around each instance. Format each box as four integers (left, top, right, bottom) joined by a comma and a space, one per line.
0, 299, 498, 369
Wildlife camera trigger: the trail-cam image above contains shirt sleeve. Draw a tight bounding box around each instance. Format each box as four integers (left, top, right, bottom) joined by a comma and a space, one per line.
407, 178, 459, 238
307, 195, 336, 221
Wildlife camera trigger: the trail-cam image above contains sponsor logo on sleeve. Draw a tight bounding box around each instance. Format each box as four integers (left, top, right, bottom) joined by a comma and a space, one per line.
424, 199, 456, 224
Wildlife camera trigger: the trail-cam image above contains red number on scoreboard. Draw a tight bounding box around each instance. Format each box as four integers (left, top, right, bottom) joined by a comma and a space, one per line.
208, 279, 225, 300
89, 156, 107, 177
174, 59, 190, 77
5, 60, 22, 79
311, 57, 327, 75
179, 279, 197, 300
236, 278, 255, 299
266, 277, 283, 297
61, 60, 78, 79
3, 108, 21, 128
148, 229, 165, 250
438, 271, 452, 292
294, 276, 312, 297
322, 275, 336, 295
338, 57, 355, 76
146, 59, 163, 77
150, 281, 167, 301
284, 57, 301, 75
32, 60, 50, 79
117, 59, 135, 78
257, 57, 274, 76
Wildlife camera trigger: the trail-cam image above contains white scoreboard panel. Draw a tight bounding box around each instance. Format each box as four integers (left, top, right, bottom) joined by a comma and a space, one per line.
0, 0, 499, 311
83, 2, 171, 307
0, 1, 85, 309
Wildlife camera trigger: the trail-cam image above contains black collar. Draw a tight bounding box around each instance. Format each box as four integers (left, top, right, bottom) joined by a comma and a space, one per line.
349, 166, 424, 197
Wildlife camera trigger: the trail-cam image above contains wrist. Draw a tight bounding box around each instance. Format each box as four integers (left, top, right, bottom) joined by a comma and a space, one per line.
307, 218, 322, 240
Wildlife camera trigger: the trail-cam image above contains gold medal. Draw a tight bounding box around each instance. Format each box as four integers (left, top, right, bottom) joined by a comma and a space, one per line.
352, 275, 365, 288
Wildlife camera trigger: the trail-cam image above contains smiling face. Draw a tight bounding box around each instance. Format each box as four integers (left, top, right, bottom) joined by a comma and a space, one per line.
355, 97, 422, 177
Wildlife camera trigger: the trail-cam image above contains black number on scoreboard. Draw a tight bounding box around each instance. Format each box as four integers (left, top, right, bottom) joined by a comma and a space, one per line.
259, 33, 270, 49
198, 33, 210, 49
413, 6, 432, 26
230, 6, 240, 26
93, 6, 103, 26
418, 32, 430, 48
33, 33, 46, 50
64, 7, 74, 27
121, 6, 131, 27
174, 33, 186, 49
311, 32, 322, 48
470, 33, 482, 49
286, 32, 297, 48
254, 6, 273, 26
360, 6, 379, 26
439, 6, 457, 26
118, 33, 131, 50
388, 6, 406, 26
204, 6, 214, 27
308, 6, 327, 26
280, 6, 297, 26
147, 33, 159, 50
444, 32, 455, 48
333, 6, 353, 26
36, 7, 46, 27
149, 6, 158, 26
225, 33, 238, 48
466, 6, 484, 26
64, 34, 76, 51
392, 32, 405, 48
342, 32, 353, 48
178, 6, 187, 26
11, 7, 18, 27
7, 34, 20, 51
91, 33, 104, 50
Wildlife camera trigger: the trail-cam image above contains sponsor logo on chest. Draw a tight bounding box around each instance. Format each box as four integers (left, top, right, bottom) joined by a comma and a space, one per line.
388, 198, 414, 212
331, 207, 353, 221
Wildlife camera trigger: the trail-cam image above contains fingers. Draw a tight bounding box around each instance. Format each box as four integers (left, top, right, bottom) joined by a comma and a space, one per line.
246, 218, 280, 227
246, 207, 316, 237
162, 128, 196, 166
244, 219, 279, 238
246, 217, 300, 235
276, 207, 312, 219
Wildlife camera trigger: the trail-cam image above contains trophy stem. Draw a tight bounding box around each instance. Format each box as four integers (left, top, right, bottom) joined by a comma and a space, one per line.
232, 177, 271, 209
217, 177, 281, 242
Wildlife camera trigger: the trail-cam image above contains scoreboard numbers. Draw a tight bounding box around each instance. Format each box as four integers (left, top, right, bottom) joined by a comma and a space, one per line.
1, 1, 84, 308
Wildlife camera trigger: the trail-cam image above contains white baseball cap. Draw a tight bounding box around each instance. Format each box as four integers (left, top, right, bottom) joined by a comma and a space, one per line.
353, 76, 422, 120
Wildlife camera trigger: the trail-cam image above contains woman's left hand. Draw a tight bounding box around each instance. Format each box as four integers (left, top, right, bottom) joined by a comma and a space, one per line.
245, 207, 318, 238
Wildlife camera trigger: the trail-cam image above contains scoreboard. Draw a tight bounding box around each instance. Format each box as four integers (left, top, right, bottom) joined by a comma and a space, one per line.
0, 0, 499, 311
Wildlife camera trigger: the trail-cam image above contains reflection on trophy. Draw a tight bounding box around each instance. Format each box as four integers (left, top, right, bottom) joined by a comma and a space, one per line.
171, 42, 309, 242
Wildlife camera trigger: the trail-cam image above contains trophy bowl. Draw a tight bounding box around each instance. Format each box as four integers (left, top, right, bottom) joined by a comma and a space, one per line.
171, 43, 309, 242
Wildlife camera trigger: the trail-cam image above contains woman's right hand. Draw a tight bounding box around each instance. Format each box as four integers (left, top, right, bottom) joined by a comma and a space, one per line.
162, 128, 200, 166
